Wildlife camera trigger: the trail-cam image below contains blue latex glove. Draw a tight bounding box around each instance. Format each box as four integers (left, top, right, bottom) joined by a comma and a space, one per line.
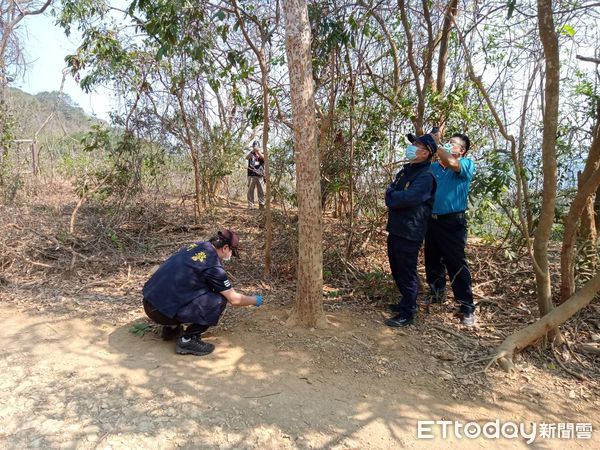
255, 295, 263, 307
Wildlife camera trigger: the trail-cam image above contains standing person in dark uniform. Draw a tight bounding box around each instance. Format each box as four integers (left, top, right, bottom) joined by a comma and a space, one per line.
246, 140, 265, 209
425, 133, 476, 326
142, 230, 264, 356
385, 134, 437, 328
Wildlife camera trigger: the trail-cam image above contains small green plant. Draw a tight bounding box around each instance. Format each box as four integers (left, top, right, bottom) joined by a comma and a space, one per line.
106, 228, 124, 251
129, 322, 151, 337
324, 289, 341, 298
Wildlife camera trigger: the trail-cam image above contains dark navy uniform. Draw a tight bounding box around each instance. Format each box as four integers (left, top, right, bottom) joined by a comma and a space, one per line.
385, 161, 436, 320
143, 242, 231, 327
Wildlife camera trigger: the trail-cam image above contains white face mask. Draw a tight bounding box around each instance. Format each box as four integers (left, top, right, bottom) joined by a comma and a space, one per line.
222, 247, 232, 262
448, 140, 464, 158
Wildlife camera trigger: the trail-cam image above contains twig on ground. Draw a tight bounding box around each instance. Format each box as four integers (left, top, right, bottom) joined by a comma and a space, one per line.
461, 354, 495, 367
433, 329, 458, 351
563, 338, 586, 365
431, 324, 478, 345
74, 280, 111, 294
551, 346, 587, 381
242, 392, 281, 399
351, 334, 371, 348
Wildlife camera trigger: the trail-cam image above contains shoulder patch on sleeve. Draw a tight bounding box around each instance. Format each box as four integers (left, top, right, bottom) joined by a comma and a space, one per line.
191, 251, 206, 262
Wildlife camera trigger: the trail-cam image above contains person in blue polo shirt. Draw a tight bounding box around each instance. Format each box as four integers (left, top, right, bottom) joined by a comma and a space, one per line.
142, 229, 264, 356
384, 133, 437, 328
425, 133, 476, 326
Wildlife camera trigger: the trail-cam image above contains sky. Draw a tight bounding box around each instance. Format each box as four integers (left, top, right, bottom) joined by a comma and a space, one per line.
15, 12, 113, 121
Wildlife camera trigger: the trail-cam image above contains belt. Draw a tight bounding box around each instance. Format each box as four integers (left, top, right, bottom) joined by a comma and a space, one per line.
431, 211, 465, 220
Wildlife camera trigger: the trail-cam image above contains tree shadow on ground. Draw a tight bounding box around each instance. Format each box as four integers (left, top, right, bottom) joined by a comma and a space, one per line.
1, 304, 594, 449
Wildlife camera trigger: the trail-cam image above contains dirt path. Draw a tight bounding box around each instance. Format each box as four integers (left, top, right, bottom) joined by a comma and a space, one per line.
0, 301, 597, 449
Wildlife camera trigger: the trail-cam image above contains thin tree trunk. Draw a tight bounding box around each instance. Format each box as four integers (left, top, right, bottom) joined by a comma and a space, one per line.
261, 69, 273, 277
560, 102, 600, 302
283, 0, 326, 328
345, 52, 355, 258
534, 0, 560, 318
517, 63, 539, 234
230, 0, 273, 276
176, 91, 203, 219
436, 0, 458, 95
455, 23, 540, 279
398, 0, 424, 134
421, 0, 435, 93
578, 175, 598, 272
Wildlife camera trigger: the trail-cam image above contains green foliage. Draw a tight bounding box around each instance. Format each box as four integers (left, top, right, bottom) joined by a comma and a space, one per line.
128, 322, 152, 337
470, 150, 513, 203
309, 4, 354, 74
245, 96, 263, 128
56, 0, 111, 37
106, 228, 124, 251
71, 125, 152, 209
0, 104, 17, 188
2, 172, 24, 205
0, 104, 17, 150
506, 0, 517, 19
268, 139, 296, 206
559, 24, 575, 37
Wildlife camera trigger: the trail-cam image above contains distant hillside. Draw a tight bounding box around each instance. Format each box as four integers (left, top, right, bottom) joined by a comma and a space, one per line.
7, 87, 103, 141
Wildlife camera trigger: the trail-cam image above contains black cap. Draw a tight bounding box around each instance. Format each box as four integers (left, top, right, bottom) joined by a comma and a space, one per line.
413, 133, 438, 155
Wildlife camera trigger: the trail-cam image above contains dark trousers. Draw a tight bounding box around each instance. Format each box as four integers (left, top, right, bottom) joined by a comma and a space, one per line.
387, 234, 422, 320
143, 298, 209, 337
424, 213, 474, 314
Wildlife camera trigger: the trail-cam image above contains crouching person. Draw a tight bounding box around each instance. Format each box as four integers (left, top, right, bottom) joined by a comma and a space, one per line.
142, 229, 263, 356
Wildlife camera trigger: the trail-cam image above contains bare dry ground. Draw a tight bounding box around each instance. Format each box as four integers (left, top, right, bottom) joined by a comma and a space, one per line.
0, 183, 598, 449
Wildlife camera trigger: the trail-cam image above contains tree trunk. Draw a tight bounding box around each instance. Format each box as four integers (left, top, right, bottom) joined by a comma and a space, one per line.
578, 183, 598, 273
230, 0, 273, 277
490, 270, 600, 373
176, 90, 203, 219
261, 67, 273, 277
283, 0, 326, 328
533, 0, 560, 318
559, 102, 600, 302
397, 0, 424, 134
345, 53, 355, 258
31, 141, 39, 176
436, 0, 458, 95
